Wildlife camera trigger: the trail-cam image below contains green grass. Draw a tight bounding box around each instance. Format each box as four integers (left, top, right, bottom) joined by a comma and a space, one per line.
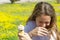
0, 2, 60, 40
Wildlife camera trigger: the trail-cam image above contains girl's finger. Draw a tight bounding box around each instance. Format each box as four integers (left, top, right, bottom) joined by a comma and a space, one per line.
38, 27, 48, 33
18, 33, 25, 37
41, 27, 48, 31
38, 30, 47, 36
40, 29, 48, 34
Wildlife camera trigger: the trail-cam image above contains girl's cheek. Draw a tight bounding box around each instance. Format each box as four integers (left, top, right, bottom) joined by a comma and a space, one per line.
47, 23, 50, 26
37, 23, 42, 27
36, 23, 40, 27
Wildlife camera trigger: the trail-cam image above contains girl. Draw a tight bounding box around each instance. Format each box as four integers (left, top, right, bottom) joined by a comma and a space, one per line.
19, 2, 60, 40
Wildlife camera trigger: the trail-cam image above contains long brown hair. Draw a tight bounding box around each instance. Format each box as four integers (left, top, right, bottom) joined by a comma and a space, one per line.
27, 2, 56, 29
27, 2, 60, 40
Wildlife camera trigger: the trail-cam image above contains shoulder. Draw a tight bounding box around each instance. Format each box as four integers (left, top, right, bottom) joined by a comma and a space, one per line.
26, 21, 36, 25
24, 21, 36, 33
25, 21, 36, 28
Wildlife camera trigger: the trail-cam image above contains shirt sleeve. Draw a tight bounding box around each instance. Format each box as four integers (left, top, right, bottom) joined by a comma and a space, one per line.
24, 21, 36, 33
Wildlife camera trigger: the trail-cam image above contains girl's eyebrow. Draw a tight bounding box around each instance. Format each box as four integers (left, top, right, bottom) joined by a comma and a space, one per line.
45, 22, 50, 23
39, 20, 50, 23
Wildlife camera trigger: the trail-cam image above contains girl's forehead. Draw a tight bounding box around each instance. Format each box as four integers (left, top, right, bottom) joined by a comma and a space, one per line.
36, 15, 51, 21
36, 15, 51, 18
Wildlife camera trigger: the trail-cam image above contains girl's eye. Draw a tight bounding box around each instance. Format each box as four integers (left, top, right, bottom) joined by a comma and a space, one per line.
45, 22, 50, 24
39, 21, 43, 23
39, 21, 50, 24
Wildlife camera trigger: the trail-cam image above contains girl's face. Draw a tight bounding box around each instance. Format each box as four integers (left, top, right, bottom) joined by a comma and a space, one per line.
36, 15, 51, 28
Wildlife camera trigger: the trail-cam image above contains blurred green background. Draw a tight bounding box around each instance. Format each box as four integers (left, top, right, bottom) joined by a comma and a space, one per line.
0, 1, 60, 40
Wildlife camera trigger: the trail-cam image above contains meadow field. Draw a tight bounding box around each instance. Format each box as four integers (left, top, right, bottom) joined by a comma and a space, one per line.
0, 2, 60, 40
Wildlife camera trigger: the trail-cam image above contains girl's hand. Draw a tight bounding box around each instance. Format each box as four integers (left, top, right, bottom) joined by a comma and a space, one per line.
29, 27, 49, 37
18, 33, 32, 40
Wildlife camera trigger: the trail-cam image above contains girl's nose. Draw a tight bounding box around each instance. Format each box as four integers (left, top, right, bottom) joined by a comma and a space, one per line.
42, 23, 46, 27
